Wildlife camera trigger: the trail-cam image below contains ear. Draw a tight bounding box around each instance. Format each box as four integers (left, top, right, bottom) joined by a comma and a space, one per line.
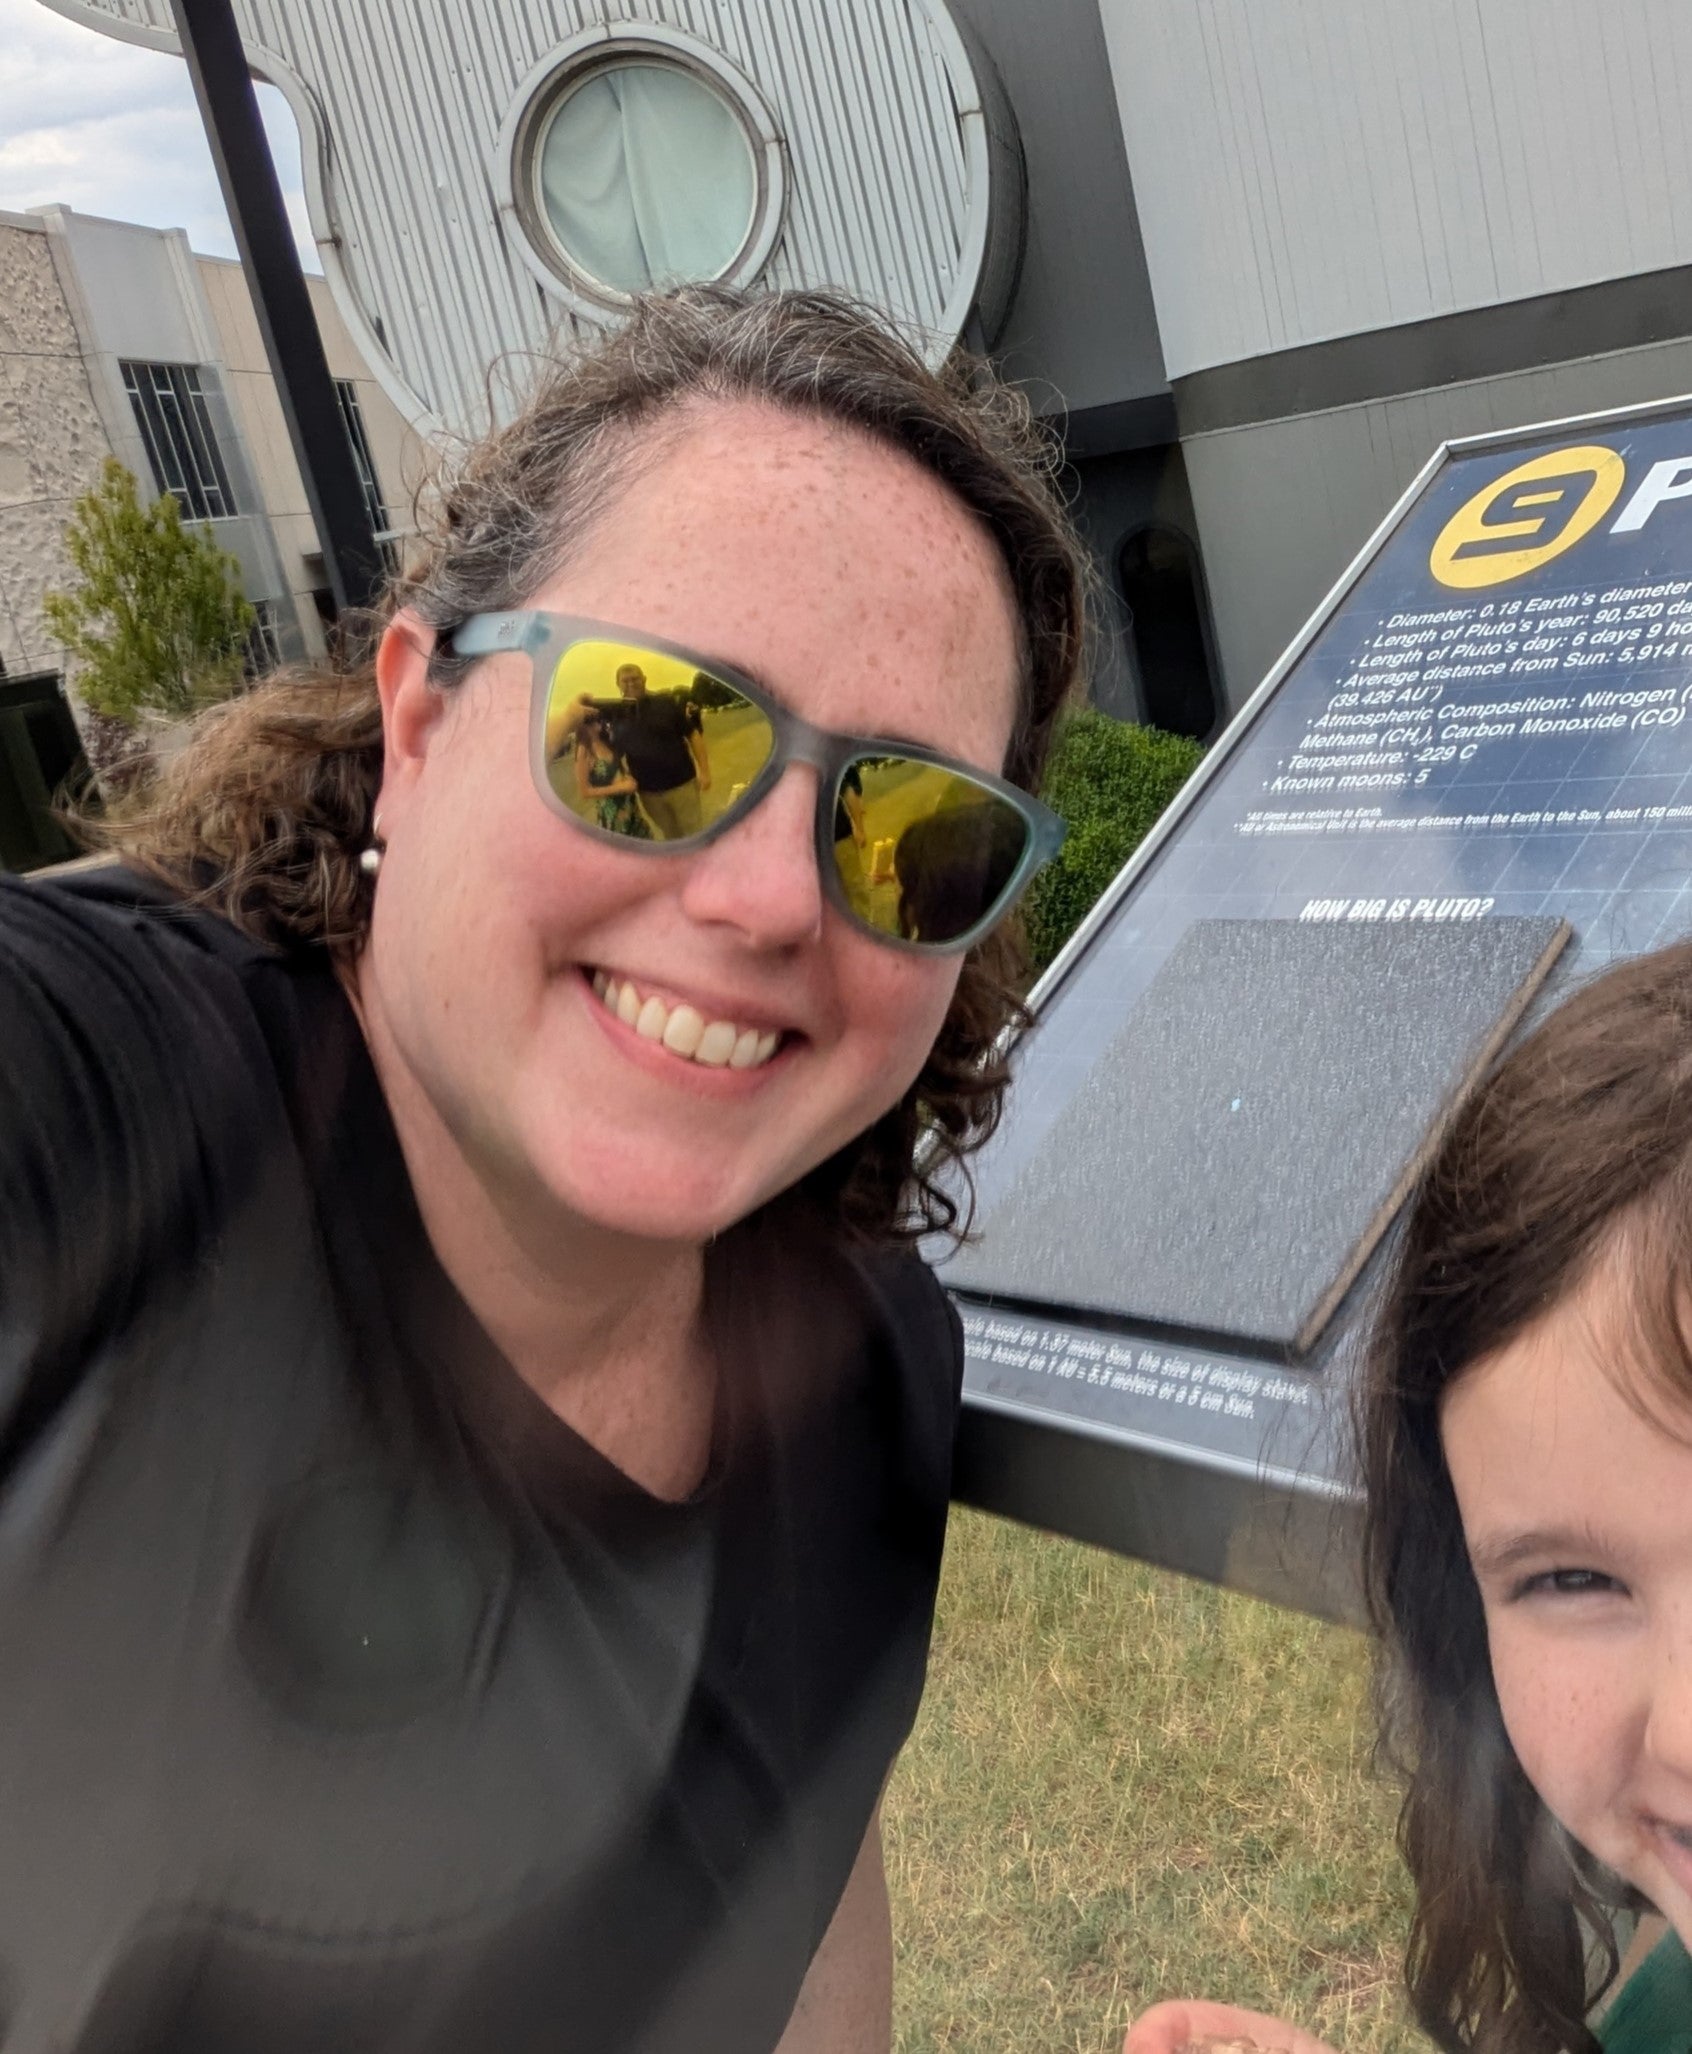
372, 611, 449, 821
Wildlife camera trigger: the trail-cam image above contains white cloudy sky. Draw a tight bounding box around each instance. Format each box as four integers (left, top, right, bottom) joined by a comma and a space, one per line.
0, 0, 317, 266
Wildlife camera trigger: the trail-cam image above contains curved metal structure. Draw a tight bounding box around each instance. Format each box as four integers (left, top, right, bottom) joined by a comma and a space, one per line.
38, 0, 1024, 434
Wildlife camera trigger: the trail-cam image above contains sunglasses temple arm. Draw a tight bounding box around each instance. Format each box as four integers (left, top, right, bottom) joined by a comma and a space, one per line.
445, 612, 546, 659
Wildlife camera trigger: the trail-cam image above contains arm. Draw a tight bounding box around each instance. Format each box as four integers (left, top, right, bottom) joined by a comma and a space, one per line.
773, 1809, 892, 2054
842, 783, 866, 847
1126, 1999, 1341, 2053
546, 692, 597, 759
688, 727, 711, 789
0, 874, 255, 1433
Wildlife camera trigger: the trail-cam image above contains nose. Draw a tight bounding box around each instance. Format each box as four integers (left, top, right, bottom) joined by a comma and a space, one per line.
1642, 1610, 1692, 1783
678, 764, 826, 951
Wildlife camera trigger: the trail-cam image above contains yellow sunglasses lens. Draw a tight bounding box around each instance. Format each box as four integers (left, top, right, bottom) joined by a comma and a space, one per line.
830, 756, 1030, 945
542, 640, 775, 844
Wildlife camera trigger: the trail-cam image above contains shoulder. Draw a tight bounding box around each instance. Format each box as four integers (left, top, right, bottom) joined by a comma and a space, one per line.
717, 1203, 963, 1494
840, 1240, 965, 1455
0, 863, 297, 1086
1599, 1926, 1692, 2050
0, 865, 336, 1366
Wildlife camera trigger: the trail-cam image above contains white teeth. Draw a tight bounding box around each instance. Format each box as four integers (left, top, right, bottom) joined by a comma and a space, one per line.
635, 995, 668, 1041
590, 971, 783, 1071
695, 1020, 738, 1067
661, 1004, 704, 1056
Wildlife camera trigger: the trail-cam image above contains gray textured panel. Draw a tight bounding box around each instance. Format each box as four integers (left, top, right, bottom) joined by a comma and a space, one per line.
950, 916, 1569, 1353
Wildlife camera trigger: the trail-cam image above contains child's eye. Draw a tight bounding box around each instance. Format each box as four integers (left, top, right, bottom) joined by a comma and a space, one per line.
1514, 1566, 1624, 1600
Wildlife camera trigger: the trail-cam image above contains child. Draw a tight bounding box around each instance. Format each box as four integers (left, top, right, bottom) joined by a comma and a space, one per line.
1129, 941, 1692, 2054
573, 712, 652, 839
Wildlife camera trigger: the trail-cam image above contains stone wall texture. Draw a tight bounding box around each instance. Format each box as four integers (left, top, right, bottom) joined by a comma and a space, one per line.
0, 224, 115, 677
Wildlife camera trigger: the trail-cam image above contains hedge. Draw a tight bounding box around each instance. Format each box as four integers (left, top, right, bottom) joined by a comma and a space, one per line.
1022, 708, 1206, 975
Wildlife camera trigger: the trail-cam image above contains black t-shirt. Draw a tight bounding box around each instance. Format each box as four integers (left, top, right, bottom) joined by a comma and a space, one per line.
612, 695, 697, 792
0, 868, 963, 2054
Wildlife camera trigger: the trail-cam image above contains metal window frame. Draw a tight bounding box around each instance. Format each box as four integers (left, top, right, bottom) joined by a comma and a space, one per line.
120, 360, 239, 522
244, 597, 285, 678
333, 378, 389, 539
494, 24, 790, 320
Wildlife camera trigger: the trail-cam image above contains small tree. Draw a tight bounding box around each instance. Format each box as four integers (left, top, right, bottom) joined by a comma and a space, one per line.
44, 458, 255, 726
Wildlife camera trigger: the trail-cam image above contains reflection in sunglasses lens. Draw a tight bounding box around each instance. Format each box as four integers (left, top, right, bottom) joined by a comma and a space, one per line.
543, 641, 776, 844
832, 757, 1029, 945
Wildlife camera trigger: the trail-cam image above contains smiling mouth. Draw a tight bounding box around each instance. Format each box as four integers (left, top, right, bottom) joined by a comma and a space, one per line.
591, 971, 784, 1070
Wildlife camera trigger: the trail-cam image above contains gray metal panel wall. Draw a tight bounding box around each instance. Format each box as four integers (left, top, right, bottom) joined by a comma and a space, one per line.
1099, 0, 1692, 377
948, 0, 1166, 419
49, 0, 990, 436
46, 212, 212, 367
1185, 334, 1692, 707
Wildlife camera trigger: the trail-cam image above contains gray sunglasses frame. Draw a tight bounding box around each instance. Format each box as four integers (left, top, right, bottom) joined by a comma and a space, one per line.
447, 610, 1067, 955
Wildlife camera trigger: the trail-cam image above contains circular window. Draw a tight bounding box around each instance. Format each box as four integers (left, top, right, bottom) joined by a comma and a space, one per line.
536, 61, 755, 294
498, 31, 788, 316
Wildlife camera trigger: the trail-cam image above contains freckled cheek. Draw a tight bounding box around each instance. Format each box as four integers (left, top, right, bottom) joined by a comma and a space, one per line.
844, 952, 961, 1079
1492, 1633, 1630, 1831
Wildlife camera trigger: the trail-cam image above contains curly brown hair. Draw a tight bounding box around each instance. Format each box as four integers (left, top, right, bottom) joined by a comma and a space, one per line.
91, 286, 1088, 1245
1361, 940, 1692, 2053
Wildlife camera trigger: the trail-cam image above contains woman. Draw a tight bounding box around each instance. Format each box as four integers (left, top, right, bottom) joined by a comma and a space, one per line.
0, 288, 1083, 2051
574, 711, 652, 839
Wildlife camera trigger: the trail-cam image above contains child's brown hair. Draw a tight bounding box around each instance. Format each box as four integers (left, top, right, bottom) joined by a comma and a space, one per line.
1361, 938, 1692, 2052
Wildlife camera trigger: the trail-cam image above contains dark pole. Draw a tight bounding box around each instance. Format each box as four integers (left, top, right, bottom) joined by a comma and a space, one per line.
169, 0, 383, 616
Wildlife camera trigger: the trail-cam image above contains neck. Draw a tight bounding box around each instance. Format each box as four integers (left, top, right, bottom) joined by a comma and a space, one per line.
347, 970, 715, 1499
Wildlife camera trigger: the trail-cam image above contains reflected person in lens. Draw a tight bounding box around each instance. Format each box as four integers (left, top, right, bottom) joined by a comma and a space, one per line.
0, 288, 1084, 2051
611, 657, 712, 840
574, 711, 651, 839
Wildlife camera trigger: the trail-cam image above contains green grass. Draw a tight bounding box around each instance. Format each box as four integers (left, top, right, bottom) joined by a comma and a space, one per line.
885, 1511, 1422, 2053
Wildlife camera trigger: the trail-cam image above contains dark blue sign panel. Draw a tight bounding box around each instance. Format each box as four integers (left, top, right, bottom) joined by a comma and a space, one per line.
950, 399, 1692, 1587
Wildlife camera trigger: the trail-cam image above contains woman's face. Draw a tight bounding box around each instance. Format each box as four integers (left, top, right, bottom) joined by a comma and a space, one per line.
1442, 1263, 1692, 1946
363, 400, 1022, 1244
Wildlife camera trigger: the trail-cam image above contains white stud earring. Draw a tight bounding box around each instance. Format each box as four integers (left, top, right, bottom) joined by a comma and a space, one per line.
361, 813, 385, 878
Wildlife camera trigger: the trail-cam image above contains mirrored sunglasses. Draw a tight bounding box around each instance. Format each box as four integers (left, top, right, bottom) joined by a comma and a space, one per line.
447, 612, 1066, 953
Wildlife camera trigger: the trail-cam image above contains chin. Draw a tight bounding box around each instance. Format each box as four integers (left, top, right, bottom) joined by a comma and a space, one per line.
547, 1151, 789, 1245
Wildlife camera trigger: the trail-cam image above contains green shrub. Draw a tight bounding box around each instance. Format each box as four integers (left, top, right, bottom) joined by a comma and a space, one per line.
1023, 707, 1206, 974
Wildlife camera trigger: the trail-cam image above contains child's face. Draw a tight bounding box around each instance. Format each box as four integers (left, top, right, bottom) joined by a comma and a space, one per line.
1442, 1263, 1692, 1945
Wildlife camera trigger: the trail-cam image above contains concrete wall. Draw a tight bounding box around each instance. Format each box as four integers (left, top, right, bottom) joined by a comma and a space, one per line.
0, 215, 115, 678
198, 256, 428, 656
37, 208, 292, 630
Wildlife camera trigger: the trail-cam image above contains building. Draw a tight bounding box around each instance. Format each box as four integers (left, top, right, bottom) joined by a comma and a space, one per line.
31, 1, 1692, 746
0, 203, 422, 868
195, 248, 422, 654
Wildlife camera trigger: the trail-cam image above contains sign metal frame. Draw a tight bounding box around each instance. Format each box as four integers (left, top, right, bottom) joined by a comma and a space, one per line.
953, 390, 1692, 1620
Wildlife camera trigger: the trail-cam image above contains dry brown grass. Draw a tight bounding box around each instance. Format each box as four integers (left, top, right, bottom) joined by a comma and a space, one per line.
885, 1510, 1423, 2052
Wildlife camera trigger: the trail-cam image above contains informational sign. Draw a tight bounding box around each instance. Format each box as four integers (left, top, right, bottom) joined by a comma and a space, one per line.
948, 396, 1692, 1613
